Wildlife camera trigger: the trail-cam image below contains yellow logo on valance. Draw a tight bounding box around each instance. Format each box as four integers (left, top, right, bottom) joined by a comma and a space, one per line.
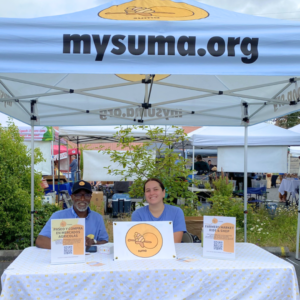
99, 0, 209, 21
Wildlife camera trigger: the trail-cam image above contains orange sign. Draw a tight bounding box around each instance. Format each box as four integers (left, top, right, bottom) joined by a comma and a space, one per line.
125, 223, 163, 258
203, 216, 236, 260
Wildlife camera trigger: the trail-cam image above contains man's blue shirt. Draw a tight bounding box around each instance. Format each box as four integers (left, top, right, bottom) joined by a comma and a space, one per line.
39, 206, 108, 242
131, 204, 186, 233
69, 159, 78, 172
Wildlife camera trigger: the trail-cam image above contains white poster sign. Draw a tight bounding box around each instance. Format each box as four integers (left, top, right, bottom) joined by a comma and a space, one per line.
113, 221, 176, 261
51, 218, 85, 265
217, 146, 288, 173
203, 216, 236, 260
83, 150, 155, 181
24, 141, 52, 175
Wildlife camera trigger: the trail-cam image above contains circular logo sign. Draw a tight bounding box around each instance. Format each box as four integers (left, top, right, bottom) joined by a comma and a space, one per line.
99, 0, 209, 21
125, 223, 163, 258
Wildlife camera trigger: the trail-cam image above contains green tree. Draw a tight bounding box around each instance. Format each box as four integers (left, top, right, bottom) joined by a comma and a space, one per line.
101, 126, 198, 204
275, 111, 300, 128
0, 121, 46, 249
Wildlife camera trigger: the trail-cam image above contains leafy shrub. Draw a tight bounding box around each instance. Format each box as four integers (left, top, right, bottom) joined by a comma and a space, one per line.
2, 204, 61, 250
0, 121, 48, 249
101, 125, 198, 205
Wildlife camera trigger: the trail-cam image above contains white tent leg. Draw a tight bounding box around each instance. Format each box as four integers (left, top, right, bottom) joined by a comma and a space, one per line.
192, 145, 195, 192
296, 193, 300, 259
244, 124, 248, 242
31, 122, 35, 246
67, 143, 69, 182
52, 140, 55, 191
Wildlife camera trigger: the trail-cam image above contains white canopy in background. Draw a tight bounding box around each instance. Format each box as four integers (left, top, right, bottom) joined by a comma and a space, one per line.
0, 0, 300, 126
59, 125, 179, 143
187, 123, 298, 173
288, 125, 300, 156
189, 123, 300, 147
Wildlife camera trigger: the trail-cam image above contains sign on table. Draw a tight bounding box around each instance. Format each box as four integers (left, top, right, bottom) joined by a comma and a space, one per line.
51, 218, 85, 264
203, 216, 236, 260
113, 221, 176, 261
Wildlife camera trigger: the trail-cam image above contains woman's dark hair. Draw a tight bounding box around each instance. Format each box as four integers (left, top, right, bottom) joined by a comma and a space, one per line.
144, 178, 165, 192
196, 155, 202, 161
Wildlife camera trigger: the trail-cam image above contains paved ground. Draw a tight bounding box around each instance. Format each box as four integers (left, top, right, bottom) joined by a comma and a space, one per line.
282, 253, 300, 284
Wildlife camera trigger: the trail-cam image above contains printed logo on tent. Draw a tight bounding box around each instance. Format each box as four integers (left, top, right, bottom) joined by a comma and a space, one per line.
99, 0, 209, 21
116, 74, 169, 82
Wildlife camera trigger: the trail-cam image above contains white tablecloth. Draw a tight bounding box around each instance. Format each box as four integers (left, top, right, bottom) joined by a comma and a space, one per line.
278, 179, 300, 196
1, 243, 299, 300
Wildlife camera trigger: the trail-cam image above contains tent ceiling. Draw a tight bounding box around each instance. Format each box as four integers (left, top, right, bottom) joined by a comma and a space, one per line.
1, 74, 299, 127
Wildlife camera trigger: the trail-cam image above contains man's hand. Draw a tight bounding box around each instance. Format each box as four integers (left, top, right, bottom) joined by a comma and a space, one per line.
85, 236, 94, 246
36, 235, 51, 249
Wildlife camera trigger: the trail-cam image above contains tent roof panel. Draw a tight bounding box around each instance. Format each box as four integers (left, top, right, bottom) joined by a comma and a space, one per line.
189, 123, 300, 147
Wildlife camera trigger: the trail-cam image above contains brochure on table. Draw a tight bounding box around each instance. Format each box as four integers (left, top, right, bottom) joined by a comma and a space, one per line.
203, 216, 236, 260
51, 218, 85, 264
113, 221, 176, 261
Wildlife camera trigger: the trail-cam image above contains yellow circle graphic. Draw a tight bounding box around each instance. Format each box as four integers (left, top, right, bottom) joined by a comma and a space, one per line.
99, 0, 209, 21
126, 223, 163, 258
116, 74, 169, 82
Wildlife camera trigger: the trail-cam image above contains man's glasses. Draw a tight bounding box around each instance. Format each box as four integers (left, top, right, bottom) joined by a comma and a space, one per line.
73, 193, 92, 200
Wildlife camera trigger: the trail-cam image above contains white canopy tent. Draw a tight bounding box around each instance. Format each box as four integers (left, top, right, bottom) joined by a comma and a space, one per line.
189, 123, 300, 147
187, 123, 300, 172
1, 0, 300, 248
58, 125, 180, 184
59, 125, 180, 143
289, 125, 300, 157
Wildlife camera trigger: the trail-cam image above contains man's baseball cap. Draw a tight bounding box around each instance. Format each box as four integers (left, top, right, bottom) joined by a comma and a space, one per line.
72, 180, 92, 194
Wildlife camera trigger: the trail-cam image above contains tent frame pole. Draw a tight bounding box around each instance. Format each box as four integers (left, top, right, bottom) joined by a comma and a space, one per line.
77, 137, 79, 181
67, 143, 69, 182
244, 124, 248, 243
52, 139, 55, 192
58, 137, 60, 200
192, 145, 195, 192
30, 121, 35, 246
296, 199, 300, 260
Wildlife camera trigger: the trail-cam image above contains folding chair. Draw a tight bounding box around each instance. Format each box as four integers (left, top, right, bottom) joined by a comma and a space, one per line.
181, 231, 194, 243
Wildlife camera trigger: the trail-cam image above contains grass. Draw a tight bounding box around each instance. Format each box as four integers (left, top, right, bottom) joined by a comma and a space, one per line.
236, 204, 298, 252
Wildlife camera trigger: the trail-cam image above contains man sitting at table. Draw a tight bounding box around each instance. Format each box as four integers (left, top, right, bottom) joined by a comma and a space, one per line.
36, 180, 108, 249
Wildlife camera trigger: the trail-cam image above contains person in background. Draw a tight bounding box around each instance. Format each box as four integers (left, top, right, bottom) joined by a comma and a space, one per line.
131, 178, 186, 243
193, 155, 210, 175
69, 155, 78, 183
208, 160, 214, 171
35, 180, 108, 249
53, 160, 63, 176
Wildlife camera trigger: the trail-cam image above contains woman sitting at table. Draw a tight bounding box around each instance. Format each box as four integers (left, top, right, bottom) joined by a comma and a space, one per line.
131, 178, 186, 243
